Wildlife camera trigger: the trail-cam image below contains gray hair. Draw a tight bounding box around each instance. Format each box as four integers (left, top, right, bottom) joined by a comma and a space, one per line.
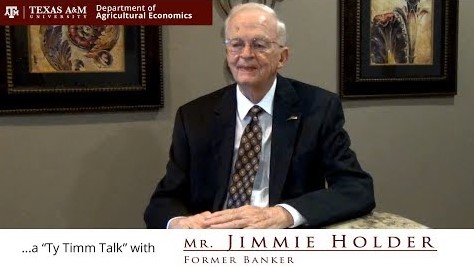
224, 3, 287, 45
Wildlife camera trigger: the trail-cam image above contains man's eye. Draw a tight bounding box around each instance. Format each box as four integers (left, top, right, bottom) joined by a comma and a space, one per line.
231, 42, 244, 48
253, 41, 268, 49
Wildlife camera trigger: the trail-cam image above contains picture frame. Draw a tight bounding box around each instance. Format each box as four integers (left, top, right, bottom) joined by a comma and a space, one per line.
0, 26, 163, 114
339, 0, 458, 98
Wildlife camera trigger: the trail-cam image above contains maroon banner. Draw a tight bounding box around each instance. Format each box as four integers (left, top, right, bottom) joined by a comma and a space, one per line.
0, 0, 212, 25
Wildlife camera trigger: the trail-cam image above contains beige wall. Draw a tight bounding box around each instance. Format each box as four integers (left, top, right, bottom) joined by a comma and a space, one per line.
1, 0, 472, 228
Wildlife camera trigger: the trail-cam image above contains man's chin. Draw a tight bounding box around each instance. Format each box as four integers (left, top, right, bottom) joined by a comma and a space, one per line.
235, 80, 256, 88
234, 76, 258, 86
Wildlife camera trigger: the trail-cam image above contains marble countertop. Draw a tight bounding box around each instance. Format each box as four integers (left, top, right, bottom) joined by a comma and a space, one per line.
326, 211, 428, 229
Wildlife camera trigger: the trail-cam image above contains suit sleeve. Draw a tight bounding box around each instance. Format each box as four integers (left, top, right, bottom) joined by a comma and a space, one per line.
144, 107, 192, 228
285, 96, 375, 227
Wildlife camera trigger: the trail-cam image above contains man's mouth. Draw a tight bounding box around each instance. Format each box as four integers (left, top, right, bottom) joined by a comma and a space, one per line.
237, 66, 257, 72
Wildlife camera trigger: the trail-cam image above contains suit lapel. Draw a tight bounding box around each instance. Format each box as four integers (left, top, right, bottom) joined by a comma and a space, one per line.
211, 86, 237, 211
269, 75, 301, 205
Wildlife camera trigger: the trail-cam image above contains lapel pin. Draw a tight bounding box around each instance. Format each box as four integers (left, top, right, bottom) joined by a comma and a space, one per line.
287, 115, 298, 121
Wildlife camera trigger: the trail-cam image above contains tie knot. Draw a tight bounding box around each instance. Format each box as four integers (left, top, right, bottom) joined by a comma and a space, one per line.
248, 105, 263, 122
249, 105, 263, 116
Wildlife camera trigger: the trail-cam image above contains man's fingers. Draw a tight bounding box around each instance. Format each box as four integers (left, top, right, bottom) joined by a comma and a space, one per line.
205, 209, 239, 224
205, 208, 235, 218
205, 208, 254, 228
198, 211, 212, 216
209, 218, 248, 229
174, 206, 289, 229
174, 211, 214, 229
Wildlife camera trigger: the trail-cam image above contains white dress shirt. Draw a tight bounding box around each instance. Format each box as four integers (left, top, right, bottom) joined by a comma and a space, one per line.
230, 77, 307, 228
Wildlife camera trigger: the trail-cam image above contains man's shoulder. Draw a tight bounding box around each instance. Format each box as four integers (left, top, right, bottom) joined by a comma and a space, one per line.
282, 76, 339, 103
179, 83, 235, 113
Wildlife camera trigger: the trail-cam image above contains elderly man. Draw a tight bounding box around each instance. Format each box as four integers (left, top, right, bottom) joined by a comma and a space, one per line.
144, 3, 375, 229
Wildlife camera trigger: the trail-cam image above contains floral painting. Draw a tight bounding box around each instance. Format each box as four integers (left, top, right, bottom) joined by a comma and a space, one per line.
370, 0, 433, 65
28, 25, 125, 73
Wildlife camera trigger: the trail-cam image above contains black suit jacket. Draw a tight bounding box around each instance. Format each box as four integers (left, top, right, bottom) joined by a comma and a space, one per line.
145, 75, 375, 228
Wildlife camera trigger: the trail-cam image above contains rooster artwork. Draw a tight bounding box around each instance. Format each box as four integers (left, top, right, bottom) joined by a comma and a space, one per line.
370, 0, 432, 65
29, 25, 124, 72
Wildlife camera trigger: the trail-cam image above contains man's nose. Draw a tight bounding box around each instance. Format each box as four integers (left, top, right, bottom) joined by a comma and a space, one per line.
240, 43, 255, 57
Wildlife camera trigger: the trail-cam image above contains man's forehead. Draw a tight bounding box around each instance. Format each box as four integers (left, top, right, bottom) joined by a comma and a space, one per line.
231, 8, 275, 23
228, 10, 277, 34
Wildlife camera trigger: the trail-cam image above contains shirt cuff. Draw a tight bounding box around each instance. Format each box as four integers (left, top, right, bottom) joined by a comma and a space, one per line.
166, 216, 186, 229
276, 204, 307, 228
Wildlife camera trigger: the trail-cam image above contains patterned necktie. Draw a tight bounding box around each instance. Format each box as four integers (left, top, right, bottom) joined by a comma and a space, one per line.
226, 105, 263, 209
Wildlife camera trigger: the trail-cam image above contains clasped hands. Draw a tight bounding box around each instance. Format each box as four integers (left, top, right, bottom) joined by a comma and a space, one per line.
169, 205, 293, 229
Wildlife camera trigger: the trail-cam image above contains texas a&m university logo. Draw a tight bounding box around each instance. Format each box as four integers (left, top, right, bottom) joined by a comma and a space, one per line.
4, 6, 19, 18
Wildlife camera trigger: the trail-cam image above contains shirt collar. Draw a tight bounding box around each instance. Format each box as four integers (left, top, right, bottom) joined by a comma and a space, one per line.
236, 78, 276, 121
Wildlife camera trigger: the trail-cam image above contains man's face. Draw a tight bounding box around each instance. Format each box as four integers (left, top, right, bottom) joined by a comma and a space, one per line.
226, 9, 288, 91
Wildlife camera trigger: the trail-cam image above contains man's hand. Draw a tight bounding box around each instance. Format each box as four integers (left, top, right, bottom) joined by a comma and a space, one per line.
205, 206, 294, 229
168, 211, 212, 229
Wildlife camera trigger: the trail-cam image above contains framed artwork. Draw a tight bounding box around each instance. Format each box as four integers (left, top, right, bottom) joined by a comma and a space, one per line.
339, 0, 458, 98
0, 26, 163, 114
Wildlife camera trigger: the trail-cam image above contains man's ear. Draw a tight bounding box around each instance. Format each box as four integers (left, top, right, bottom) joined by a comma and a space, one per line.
277, 47, 289, 69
